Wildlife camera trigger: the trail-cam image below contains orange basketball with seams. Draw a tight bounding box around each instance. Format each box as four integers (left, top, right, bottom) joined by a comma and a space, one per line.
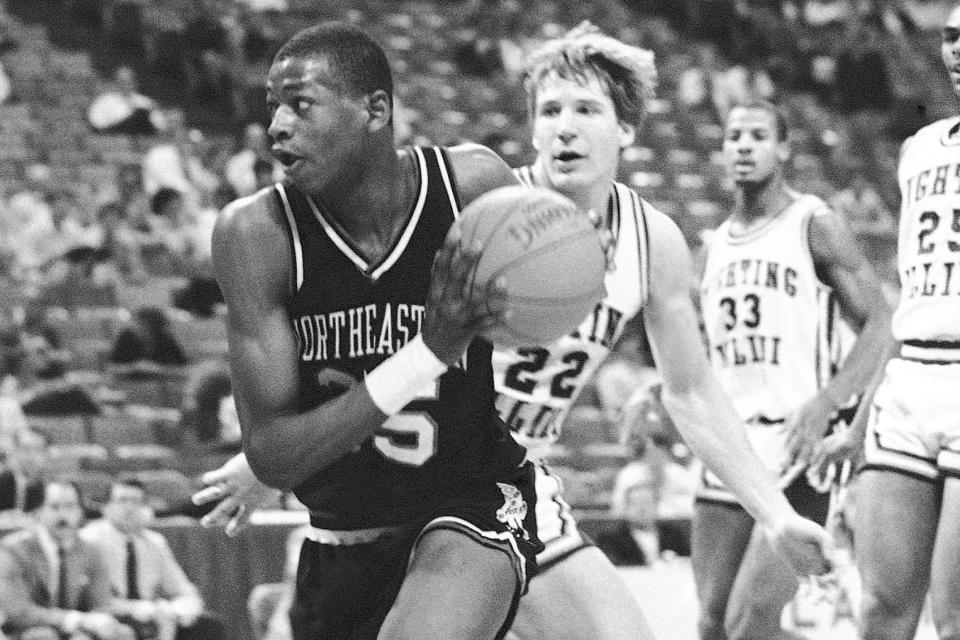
454, 185, 607, 347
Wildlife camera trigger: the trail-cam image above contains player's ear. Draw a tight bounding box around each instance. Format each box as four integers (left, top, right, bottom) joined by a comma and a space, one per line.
365, 90, 392, 132
531, 136, 540, 151
777, 138, 791, 163
618, 122, 636, 148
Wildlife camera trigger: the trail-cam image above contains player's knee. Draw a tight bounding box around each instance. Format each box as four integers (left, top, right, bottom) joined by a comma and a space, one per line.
931, 594, 960, 640
725, 605, 784, 640
697, 610, 728, 640
933, 621, 960, 640
860, 589, 922, 639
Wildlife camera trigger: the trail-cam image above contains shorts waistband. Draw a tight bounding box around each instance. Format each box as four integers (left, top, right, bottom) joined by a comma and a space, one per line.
304, 525, 401, 546
901, 339, 960, 363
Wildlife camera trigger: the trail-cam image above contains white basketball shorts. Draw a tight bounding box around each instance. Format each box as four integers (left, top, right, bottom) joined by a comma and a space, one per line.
863, 345, 960, 481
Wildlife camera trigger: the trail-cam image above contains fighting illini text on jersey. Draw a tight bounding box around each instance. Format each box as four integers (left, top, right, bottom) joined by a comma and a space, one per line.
276, 146, 526, 530
700, 191, 843, 481
894, 117, 960, 345
494, 166, 650, 459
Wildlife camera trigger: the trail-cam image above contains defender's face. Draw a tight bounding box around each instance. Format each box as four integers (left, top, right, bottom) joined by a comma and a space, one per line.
942, 6, 960, 98
267, 55, 368, 195
531, 72, 634, 196
722, 107, 786, 186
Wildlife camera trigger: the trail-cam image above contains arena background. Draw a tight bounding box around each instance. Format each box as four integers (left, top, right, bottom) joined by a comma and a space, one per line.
0, 0, 951, 638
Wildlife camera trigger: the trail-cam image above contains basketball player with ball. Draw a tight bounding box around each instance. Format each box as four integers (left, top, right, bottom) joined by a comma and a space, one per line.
694, 99, 891, 640
196, 22, 834, 639
207, 22, 553, 640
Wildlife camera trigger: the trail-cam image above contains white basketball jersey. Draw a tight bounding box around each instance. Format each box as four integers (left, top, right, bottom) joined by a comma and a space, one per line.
495, 166, 650, 458
893, 116, 960, 342
700, 192, 842, 475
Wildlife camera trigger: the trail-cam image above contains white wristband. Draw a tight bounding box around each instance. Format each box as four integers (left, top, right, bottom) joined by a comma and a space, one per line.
365, 334, 447, 415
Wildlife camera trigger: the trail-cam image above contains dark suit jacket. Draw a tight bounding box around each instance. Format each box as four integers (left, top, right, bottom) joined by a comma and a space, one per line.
0, 527, 113, 634
0, 470, 43, 512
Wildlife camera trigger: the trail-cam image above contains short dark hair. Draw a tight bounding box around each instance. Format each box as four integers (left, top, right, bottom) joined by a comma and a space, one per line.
274, 22, 393, 103
110, 477, 146, 501
150, 187, 183, 215
729, 99, 790, 142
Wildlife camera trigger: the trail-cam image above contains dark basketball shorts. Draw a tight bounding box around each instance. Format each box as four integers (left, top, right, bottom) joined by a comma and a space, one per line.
289, 462, 543, 640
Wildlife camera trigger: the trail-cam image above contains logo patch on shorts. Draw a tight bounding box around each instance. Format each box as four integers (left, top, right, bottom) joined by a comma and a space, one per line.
496, 482, 530, 540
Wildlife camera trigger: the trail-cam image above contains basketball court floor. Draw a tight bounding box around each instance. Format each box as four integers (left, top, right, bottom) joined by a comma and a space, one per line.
620, 559, 937, 640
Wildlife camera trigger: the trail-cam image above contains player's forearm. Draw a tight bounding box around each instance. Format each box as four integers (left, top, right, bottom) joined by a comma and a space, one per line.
817, 309, 893, 410
243, 334, 447, 490
848, 338, 899, 443
661, 381, 795, 528
244, 384, 387, 490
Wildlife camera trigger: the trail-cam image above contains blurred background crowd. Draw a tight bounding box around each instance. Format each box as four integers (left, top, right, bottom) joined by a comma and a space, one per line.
0, 0, 951, 638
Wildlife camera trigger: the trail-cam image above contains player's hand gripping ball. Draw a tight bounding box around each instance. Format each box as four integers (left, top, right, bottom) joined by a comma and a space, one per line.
454, 185, 607, 347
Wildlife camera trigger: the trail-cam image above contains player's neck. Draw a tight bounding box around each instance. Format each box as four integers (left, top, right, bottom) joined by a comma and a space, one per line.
310, 145, 415, 249
732, 179, 790, 228
531, 163, 611, 229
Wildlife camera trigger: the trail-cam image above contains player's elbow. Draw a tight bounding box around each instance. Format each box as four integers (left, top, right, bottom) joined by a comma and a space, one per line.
244, 433, 298, 490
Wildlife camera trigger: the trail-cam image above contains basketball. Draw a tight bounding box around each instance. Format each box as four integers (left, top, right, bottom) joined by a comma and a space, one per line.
454, 185, 608, 347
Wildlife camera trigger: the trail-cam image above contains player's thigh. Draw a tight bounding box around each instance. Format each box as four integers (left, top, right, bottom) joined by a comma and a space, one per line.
691, 500, 755, 615
929, 476, 960, 638
725, 525, 802, 640
855, 469, 940, 633
508, 546, 654, 640
379, 528, 518, 640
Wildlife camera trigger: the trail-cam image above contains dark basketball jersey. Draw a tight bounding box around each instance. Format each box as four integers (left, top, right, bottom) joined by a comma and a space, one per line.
275, 146, 526, 530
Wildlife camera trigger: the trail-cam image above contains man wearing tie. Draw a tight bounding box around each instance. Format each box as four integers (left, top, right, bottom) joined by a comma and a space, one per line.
80, 479, 223, 640
0, 479, 135, 640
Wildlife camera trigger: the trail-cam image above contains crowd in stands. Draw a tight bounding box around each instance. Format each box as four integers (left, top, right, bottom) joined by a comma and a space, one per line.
0, 0, 953, 635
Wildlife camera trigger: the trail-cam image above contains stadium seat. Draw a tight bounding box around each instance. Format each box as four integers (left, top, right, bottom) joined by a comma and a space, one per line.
629, 170, 666, 191
28, 415, 92, 444
130, 467, 196, 510
113, 443, 180, 470
88, 412, 162, 447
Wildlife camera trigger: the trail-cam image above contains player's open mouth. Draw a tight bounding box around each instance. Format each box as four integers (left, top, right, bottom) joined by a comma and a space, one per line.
272, 149, 304, 168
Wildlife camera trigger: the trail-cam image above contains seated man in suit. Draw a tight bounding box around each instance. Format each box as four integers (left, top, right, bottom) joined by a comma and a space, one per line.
80, 479, 224, 640
0, 479, 135, 640
0, 431, 48, 516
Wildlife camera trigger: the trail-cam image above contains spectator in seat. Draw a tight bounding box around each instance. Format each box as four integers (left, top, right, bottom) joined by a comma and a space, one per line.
80, 479, 225, 640
0, 432, 45, 515
0, 479, 136, 640
177, 362, 240, 454
141, 110, 219, 207
87, 66, 164, 137
108, 307, 187, 369
224, 123, 281, 198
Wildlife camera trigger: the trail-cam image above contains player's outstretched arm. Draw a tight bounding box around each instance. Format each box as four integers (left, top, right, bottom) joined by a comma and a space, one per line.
212, 193, 492, 490
641, 209, 831, 576
786, 208, 894, 467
